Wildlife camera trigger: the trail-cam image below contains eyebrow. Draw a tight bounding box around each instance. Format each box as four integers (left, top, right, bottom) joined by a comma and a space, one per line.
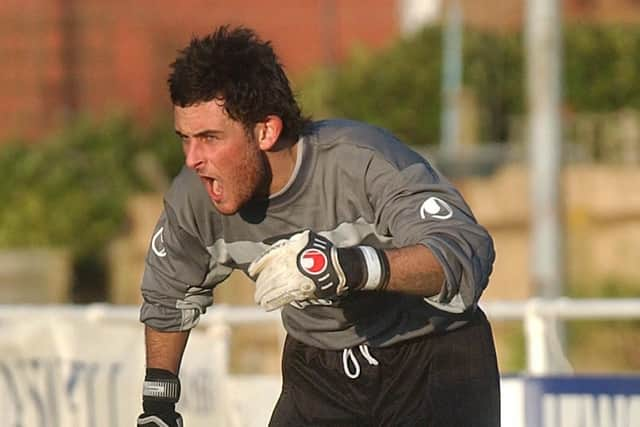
174, 129, 223, 138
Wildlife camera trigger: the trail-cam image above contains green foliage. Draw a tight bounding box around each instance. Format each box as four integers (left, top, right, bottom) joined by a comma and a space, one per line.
562, 278, 640, 372
144, 115, 185, 179
0, 115, 153, 256
495, 321, 527, 373
463, 29, 523, 143
300, 29, 444, 145
566, 319, 640, 372
298, 26, 523, 145
0, 113, 185, 300
564, 24, 640, 112
567, 277, 640, 298
298, 23, 640, 146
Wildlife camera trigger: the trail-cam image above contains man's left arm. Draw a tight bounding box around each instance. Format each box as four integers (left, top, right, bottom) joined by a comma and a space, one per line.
384, 244, 444, 297
249, 152, 494, 313
364, 151, 495, 313
249, 232, 459, 311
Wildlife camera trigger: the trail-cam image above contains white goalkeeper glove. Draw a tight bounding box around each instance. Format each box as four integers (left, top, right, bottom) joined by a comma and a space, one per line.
248, 230, 390, 311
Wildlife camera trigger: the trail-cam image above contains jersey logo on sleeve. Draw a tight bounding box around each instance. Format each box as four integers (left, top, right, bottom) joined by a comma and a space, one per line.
151, 227, 167, 257
420, 197, 453, 220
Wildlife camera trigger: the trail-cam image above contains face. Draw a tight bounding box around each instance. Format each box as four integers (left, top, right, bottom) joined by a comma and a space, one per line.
174, 99, 268, 215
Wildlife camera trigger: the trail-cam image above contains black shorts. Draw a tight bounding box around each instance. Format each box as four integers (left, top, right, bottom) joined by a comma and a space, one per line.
269, 309, 500, 427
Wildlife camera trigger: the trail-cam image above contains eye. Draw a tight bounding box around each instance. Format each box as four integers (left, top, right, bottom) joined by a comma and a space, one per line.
203, 134, 218, 143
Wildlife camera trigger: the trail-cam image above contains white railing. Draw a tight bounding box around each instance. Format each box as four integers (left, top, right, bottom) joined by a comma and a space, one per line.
482, 298, 640, 375
2, 299, 640, 427
0, 303, 281, 325
2, 298, 640, 375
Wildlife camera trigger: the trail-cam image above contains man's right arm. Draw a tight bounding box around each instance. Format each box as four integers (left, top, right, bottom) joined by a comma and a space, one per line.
137, 327, 190, 427
139, 177, 232, 426
145, 326, 190, 374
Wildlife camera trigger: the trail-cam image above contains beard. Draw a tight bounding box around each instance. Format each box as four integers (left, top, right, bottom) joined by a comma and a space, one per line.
213, 137, 271, 216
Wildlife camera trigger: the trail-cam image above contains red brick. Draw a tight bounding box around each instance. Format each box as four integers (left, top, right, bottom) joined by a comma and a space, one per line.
4, 0, 640, 142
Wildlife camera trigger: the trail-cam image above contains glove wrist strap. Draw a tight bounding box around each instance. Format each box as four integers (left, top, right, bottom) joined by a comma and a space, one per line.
142, 368, 181, 417
143, 368, 181, 403
338, 246, 390, 292
358, 246, 390, 291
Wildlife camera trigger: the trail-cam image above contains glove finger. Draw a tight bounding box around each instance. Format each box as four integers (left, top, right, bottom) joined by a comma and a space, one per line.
262, 292, 296, 311
248, 242, 286, 277
248, 230, 309, 277
254, 271, 292, 304
255, 269, 297, 307
259, 285, 299, 311
289, 229, 310, 243
256, 277, 315, 310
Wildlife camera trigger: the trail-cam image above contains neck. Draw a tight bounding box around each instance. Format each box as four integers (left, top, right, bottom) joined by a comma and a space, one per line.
265, 138, 299, 196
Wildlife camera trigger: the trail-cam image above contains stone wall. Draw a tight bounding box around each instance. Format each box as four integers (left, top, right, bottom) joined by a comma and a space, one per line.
462, 164, 640, 299
0, 249, 71, 303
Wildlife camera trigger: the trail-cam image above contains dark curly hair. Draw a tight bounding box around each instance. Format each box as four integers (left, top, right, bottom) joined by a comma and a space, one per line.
168, 26, 311, 141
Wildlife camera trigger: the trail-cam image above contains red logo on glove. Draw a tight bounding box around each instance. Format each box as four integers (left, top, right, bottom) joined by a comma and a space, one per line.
300, 249, 327, 275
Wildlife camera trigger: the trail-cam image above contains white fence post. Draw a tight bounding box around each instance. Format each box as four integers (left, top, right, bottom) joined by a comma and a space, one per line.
524, 298, 549, 374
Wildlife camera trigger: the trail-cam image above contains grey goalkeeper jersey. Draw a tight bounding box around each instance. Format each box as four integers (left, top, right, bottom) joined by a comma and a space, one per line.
140, 119, 495, 350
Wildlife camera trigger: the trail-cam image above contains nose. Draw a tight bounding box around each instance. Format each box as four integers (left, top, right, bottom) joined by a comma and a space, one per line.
184, 138, 204, 171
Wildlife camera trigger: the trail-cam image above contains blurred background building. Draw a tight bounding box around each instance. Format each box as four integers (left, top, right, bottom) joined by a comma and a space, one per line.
1, 0, 400, 140
1, 0, 640, 378
5, 0, 640, 141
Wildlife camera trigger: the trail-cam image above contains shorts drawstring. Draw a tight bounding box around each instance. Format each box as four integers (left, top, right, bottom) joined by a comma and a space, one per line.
342, 344, 379, 379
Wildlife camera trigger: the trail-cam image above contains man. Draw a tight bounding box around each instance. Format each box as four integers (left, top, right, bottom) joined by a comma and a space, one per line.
137, 26, 499, 427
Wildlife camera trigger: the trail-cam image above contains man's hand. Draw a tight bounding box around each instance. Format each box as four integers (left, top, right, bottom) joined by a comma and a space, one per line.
137, 368, 183, 427
248, 230, 389, 311
137, 412, 183, 427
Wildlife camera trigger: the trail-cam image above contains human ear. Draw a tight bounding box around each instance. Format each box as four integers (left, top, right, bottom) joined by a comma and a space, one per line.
256, 115, 283, 151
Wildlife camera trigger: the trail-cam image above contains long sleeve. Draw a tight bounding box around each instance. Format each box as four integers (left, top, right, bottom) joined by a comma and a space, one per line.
139, 169, 232, 331
365, 152, 495, 313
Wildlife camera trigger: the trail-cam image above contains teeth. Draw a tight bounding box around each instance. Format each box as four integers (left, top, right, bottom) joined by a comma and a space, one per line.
212, 179, 222, 196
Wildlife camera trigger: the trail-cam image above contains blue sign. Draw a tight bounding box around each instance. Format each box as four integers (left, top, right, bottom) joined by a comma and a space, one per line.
524, 376, 640, 427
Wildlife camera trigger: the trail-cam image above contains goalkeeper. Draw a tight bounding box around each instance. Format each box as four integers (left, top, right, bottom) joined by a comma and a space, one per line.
138, 25, 500, 427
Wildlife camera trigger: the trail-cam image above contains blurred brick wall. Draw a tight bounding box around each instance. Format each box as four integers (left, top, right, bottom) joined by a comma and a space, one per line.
5, 0, 640, 141
0, 0, 398, 140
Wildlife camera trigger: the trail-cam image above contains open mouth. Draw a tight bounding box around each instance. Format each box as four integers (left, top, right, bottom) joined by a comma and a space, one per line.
200, 176, 223, 202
